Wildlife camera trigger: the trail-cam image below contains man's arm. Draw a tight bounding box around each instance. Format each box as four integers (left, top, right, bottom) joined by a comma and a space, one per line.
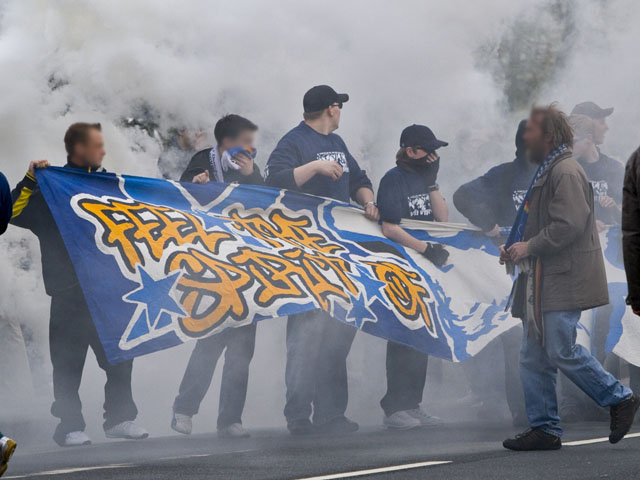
452, 165, 505, 232
430, 190, 449, 222
623, 148, 640, 311
11, 160, 50, 230
180, 151, 210, 183
527, 173, 591, 257
264, 138, 303, 190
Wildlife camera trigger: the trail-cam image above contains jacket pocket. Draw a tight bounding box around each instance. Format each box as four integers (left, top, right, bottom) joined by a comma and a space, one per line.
543, 255, 571, 275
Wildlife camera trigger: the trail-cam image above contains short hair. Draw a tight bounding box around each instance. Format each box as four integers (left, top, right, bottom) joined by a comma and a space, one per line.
64, 122, 102, 156
530, 103, 574, 150
303, 110, 325, 122
213, 114, 258, 144
569, 114, 595, 139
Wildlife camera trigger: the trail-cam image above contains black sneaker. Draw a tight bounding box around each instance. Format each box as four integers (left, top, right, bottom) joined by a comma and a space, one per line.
609, 394, 639, 444
287, 419, 315, 436
315, 416, 359, 435
503, 428, 561, 451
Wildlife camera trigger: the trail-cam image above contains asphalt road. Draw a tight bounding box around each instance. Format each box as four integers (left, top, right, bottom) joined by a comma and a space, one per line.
4, 421, 640, 480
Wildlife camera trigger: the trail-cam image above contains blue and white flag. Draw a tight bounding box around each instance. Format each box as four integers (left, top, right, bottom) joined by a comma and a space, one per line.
36, 167, 520, 364
36, 167, 639, 367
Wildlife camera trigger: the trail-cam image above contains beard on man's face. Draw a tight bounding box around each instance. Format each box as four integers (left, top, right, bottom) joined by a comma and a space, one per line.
525, 147, 545, 165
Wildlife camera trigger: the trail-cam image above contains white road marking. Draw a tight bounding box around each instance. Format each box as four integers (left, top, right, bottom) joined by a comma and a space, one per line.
564, 431, 640, 446
4, 464, 133, 478
294, 461, 452, 480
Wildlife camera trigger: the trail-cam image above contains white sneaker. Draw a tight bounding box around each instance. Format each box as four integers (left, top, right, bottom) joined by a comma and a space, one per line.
407, 408, 444, 426
104, 421, 149, 440
63, 431, 92, 447
218, 423, 250, 438
0, 435, 17, 476
171, 413, 192, 435
383, 411, 421, 430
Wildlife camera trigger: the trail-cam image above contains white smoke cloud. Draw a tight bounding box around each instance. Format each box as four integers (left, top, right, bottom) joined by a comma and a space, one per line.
0, 0, 639, 438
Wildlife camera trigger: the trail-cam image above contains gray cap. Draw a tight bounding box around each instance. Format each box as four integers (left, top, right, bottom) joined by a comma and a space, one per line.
571, 101, 614, 119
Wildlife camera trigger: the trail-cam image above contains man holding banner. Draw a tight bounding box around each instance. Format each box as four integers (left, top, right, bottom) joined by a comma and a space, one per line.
171, 114, 262, 439
265, 85, 378, 435
500, 104, 637, 451
10, 123, 148, 447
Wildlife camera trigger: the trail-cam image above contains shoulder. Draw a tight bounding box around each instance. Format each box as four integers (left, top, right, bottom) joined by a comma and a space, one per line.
192, 148, 212, 160
552, 156, 589, 184
379, 167, 406, 186
0, 171, 8, 188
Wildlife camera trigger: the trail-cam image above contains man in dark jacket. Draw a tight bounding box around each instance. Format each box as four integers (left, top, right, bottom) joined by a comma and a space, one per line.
453, 120, 532, 427
622, 146, 640, 394
501, 105, 637, 451
11, 123, 147, 447
571, 101, 623, 228
453, 120, 536, 236
0, 171, 17, 475
171, 114, 261, 439
265, 85, 378, 436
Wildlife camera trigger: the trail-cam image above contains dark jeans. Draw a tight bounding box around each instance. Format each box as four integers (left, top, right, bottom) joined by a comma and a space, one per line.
173, 324, 256, 429
50, 287, 137, 445
630, 364, 640, 393
380, 341, 427, 417
284, 309, 356, 425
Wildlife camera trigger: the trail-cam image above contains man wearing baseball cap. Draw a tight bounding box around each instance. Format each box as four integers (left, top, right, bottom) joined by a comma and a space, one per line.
265, 85, 378, 436
376, 124, 449, 430
570, 101, 622, 228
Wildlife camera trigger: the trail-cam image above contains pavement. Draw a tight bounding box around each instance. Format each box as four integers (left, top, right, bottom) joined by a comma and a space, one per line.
4, 421, 640, 479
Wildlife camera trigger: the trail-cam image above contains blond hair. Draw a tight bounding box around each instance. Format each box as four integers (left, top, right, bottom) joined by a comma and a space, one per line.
569, 114, 596, 139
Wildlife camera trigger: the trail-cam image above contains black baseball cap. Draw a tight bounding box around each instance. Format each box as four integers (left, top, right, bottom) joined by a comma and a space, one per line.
400, 124, 448, 151
571, 101, 614, 119
303, 85, 349, 113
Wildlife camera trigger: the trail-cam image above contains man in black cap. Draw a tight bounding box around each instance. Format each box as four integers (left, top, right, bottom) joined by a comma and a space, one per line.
265, 85, 378, 435
376, 124, 448, 430
570, 101, 622, 228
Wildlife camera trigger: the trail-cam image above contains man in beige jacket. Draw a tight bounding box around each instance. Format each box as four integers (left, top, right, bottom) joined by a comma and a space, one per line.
500, 104, 637, 451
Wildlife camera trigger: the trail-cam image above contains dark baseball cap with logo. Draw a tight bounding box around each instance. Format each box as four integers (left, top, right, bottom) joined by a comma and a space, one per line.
571, 101, 614, 119
400, 124, 448, 151
303, 85, 349, 113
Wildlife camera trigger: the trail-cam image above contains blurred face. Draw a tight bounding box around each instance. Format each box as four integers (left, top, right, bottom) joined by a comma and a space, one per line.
219, 129, 255, 152
592, 117, 608, 145
523, 114, 550, 164
74, 129, 105, 168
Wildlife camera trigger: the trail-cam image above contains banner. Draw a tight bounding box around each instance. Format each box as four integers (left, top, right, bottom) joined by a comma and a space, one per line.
36, 168, 639, 367
37, 167, 520, 364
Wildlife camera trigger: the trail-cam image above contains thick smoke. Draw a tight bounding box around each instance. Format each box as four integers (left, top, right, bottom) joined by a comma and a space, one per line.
0, 0, 638, 441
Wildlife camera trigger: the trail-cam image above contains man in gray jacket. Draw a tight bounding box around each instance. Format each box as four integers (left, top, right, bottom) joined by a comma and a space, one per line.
500, 104, 637, 451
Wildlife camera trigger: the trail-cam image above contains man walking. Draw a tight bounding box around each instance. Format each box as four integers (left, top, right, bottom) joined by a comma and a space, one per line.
265, 85, 378, 435
500, 104, 637, 451
11, 123, 148, 447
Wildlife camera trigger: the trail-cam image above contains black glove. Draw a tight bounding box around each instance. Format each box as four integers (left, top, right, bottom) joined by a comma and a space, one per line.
422, 157, 440, 187
421, 243, 449, 267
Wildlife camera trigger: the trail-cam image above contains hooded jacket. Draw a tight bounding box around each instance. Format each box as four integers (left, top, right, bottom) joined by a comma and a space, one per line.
453, 120, 537, 232
10, 162, 107, 296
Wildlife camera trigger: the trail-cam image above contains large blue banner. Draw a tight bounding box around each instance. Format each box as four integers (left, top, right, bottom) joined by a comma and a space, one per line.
37, 167, 521, 364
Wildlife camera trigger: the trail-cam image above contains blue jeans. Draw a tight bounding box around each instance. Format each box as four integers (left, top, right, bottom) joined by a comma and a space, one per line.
520, 309, 632, 437
284, 309, 356, 425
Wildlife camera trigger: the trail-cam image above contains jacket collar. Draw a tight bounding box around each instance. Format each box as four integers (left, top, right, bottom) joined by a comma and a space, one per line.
532, 149, 573, 188
64, 159, 106, 173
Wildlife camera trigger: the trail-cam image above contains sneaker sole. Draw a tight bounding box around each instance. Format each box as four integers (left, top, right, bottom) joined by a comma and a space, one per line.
384, 423, 421, 431
171, 420, 192, 436
63, 440, 92, 447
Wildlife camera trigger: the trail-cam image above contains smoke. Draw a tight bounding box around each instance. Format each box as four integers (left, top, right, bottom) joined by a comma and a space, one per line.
0, 0, 639, 443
